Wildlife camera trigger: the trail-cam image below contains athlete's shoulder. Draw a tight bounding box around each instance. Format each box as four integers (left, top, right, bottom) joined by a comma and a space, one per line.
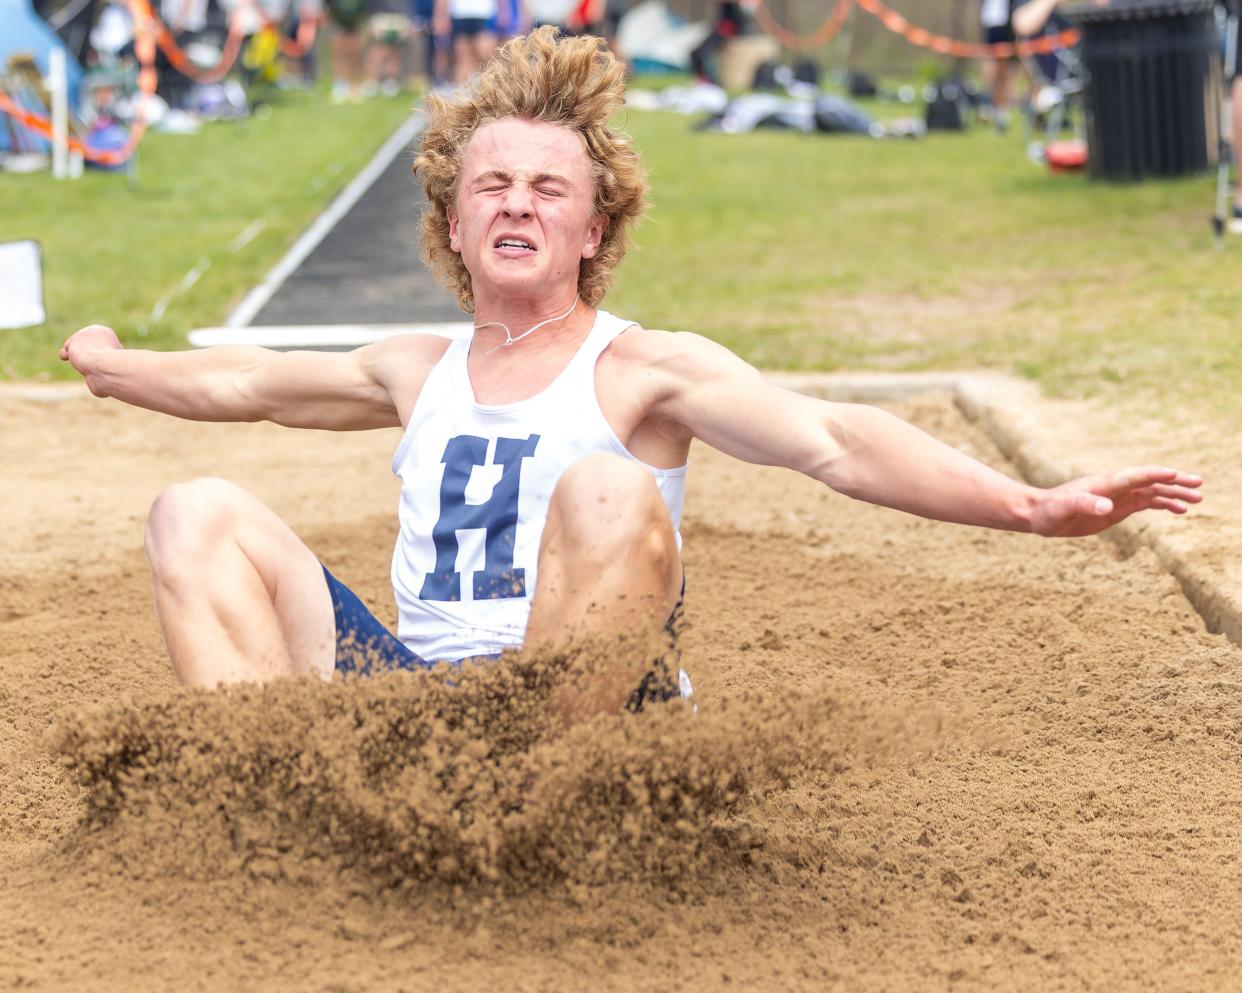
360, 331, 454, 379
359, 332, 456, 419
606, 324, 760, 382
367, 330, 457, 362
607, 324, 748, 368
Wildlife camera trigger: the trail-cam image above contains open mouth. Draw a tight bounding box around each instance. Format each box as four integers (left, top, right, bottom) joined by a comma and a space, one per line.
494, 237, 537, 253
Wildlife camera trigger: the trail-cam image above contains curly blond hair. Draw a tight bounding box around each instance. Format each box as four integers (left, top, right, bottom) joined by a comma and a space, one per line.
413, 27, 647, 312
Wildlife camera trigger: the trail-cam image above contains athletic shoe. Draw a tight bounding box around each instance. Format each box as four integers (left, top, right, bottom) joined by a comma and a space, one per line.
330, 79, 350, 105
380, 79, 400, 98
1229, 205, 1242, 235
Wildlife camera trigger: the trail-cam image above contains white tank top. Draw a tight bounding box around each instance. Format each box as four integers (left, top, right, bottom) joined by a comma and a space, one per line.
981, 0, 1009, 28
449, 0, 497, 19
389, 310, 688, 663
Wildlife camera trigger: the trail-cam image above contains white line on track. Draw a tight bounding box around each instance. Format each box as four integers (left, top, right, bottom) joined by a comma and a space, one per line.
223, 110, 427, 329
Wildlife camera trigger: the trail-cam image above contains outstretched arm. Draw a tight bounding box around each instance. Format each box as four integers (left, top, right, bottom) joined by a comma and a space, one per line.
59, 325, 444, 430
647, 333, 1202, 536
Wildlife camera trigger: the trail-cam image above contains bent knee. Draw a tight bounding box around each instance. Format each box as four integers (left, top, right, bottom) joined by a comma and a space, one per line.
553, 454, 661, 511
145, 477, 250, 565
549, 455, 674, 555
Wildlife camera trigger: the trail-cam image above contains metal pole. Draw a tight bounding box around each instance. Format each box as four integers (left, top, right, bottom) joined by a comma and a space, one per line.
1213, 11, 1237, 248
50, 46, 68, 179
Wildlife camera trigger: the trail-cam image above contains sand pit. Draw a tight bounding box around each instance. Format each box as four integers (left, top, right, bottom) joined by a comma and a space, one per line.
2, 387, 1240, 992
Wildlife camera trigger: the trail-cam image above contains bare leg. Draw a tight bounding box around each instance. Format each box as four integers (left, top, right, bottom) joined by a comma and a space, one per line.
452, 35, 474, 83
474, 31, 497, 68
992, 57, 1014, 123
526, 454, 681, 648
364, 35, 384, 89
332, 29, 364, 94
383, 43, 400, 84
525, 454, 682, 723
144, 477, 335, 687
434, 33, 450, 85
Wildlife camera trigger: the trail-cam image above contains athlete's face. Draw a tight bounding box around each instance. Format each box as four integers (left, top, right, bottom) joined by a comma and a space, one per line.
448, 117, 607, 308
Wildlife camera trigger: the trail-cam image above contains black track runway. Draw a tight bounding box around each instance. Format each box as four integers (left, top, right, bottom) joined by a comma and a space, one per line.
250, 135, 464, 326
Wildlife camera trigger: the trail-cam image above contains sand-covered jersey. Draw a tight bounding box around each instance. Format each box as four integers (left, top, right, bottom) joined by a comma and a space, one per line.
390, 309, 687, 662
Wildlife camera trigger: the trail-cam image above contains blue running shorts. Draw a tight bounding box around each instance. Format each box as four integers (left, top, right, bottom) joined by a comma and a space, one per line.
321, 566, 689, 710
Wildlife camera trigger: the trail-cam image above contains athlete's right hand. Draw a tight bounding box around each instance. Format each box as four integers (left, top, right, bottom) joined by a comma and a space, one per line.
60, 324, 122, 396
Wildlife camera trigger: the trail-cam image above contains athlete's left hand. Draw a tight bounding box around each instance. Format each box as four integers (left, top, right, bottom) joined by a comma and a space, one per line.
1029, 466, 1203, 538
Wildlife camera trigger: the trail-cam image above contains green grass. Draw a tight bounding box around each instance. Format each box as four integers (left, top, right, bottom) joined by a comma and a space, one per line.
0, 88, 413, 379
4, 94, 1239, 426
608, 110, 1241, 423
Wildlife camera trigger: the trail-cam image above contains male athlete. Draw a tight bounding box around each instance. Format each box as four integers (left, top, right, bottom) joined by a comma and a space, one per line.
60, 29, 1202, 710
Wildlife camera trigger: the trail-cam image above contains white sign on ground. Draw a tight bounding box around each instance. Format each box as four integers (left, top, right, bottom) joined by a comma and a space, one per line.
0, 240, 46, 330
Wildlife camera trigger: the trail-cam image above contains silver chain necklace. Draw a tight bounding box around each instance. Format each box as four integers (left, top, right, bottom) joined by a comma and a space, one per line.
475, 295, 580, 355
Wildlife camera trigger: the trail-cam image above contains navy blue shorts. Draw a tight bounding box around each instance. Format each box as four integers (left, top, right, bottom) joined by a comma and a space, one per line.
985, 23, 1015, 48
322, 566, 686, 710
451, 16, 495, 38
323, 566, 443, 675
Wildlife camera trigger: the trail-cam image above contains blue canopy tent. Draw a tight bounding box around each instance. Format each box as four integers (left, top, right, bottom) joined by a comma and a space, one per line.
0, 0, 85, 152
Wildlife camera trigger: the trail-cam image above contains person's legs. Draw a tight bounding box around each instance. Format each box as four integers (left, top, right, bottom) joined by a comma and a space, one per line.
330, 27, 348, 96
993, 57, 1013, 113
145, 477, 336, 687
363, 31, 384, 93
452, 30, 475, 82
983, 23, 1017, 129
428, 23, 451, 85
472, 29, 496, 68
433, 32, 450, 84
383, 41, 402, 86
331, 27, 365, 98
526, 453, 682, 648
364, 16, 407, 95
525, 454, 683, 723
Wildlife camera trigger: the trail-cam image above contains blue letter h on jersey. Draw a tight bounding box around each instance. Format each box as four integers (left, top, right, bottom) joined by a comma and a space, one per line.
419, 434, 541, 602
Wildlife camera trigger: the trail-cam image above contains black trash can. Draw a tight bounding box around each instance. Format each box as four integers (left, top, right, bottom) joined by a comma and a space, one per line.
1063, 0, 1223, 180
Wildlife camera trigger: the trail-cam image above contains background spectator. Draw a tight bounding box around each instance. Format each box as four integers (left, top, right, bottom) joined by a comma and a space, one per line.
364, 0, 412, 96
690, 1, 743, 87
326, 0, 369, 101
524, 0, 574, 32
981, 0, 1021, 130
434, 0, 498, 84
410, 0, 450, 88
